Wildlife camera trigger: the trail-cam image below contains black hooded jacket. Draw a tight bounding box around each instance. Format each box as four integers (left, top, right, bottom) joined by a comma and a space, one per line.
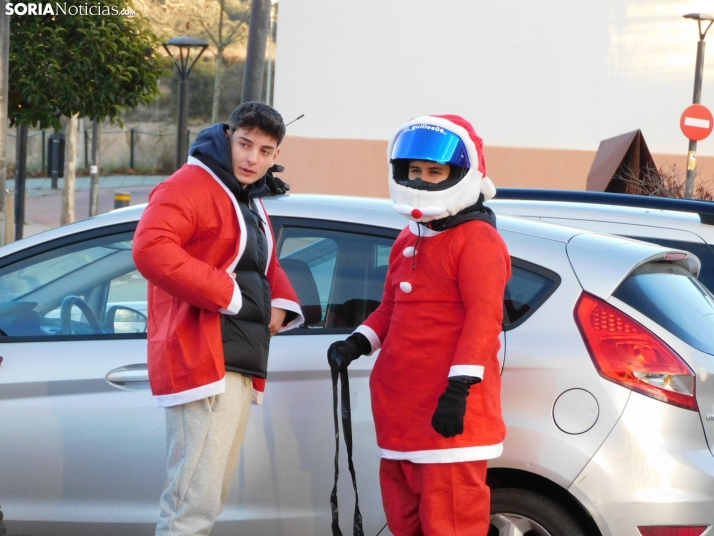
189, 123, 273, 379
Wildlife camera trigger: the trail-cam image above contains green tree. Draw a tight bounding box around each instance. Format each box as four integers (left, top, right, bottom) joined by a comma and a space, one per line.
9, 0, 168, 128
8, 0, 169, 228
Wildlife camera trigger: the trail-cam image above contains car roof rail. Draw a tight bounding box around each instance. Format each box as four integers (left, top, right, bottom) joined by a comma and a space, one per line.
494, 188, 714, 225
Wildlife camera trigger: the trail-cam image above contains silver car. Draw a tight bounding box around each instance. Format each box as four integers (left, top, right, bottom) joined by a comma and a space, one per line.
1, 194, 713, 536
488, 188, 714, 293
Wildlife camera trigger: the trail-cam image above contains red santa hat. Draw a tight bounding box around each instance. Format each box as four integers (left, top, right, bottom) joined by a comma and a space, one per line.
387, 115, 496, 223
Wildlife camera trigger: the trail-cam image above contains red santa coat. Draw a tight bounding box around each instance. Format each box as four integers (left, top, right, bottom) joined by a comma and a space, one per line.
355, 219, 510, 463
133, 157, 303, 408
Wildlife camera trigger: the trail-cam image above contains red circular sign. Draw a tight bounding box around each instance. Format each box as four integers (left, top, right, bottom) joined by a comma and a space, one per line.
681, 104, 713, 141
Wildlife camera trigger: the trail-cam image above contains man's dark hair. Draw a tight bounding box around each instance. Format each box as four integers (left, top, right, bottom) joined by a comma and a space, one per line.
228, 102, 286, 145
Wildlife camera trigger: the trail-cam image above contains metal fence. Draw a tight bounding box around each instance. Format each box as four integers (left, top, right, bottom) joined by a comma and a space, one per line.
6, 124, 203, 176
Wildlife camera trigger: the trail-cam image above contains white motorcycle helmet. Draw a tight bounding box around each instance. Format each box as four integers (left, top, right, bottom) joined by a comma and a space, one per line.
388, 115, 496, 223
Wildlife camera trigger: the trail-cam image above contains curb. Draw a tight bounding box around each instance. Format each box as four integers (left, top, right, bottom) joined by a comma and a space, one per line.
6, 175, 168, 193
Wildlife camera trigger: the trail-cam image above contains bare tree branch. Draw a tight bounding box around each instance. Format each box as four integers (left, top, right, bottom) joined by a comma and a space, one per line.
615, 164, 714, 201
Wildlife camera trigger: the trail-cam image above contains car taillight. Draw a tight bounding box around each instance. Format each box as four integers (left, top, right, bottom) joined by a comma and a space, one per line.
638, 527, 708, 536
574, 293, 697, 412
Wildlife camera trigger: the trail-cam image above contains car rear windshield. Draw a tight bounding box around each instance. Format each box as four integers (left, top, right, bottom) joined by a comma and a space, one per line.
613, 262, 714, 355
626, 237, 714, 294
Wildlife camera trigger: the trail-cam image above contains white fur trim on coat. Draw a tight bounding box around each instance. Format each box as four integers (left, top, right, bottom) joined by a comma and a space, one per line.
154, 377, 226, 408
408, 221, 442, 237
380, 442, 503, 463
271, 298, 305, 331
219, 279, 243, 315
188, 156, 247, 271
449, 365, 485, 380
354, 324, 381, 355
253, 200, 273, 276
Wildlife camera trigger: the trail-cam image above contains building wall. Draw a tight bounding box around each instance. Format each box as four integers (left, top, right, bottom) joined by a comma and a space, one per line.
273, 0, 714, 194
277, 136, 714, 197
274, 0, 714, 154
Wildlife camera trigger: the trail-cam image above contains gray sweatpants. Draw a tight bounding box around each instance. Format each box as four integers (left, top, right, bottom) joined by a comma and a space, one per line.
156, 372, 253, 536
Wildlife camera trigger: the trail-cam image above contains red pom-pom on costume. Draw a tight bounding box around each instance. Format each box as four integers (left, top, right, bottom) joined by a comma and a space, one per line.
411, 208, 423, 219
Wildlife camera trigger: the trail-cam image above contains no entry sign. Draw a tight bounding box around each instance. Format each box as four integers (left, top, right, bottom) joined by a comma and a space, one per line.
681, 104, 714, 141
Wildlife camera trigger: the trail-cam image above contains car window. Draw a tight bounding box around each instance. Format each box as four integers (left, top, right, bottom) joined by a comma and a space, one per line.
277, 225, 395, 331
503, 259, 561, 331
613, 261, 714, 355
0, 232, 147, 339
376, 244, 391, 267
275, 221, 562, 336
624, 237, 714, 294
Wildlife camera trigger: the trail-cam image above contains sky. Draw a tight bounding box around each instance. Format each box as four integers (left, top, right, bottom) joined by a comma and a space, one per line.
273, 0, 714, 155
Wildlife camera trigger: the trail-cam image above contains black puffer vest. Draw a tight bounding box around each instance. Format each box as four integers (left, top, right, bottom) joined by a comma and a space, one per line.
221, 199, 272, 378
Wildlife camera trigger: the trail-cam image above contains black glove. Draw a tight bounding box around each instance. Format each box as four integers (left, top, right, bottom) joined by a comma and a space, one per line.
431, 377, 481, 438
265, 164, 291, 196
327, 332, 371, 373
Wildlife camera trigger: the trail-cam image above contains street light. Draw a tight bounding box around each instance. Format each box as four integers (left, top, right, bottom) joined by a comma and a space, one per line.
163, 36, 209, 171
683, 13, 714, 197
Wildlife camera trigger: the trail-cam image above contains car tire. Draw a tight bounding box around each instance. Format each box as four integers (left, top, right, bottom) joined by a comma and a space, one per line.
489, 488, 590, 536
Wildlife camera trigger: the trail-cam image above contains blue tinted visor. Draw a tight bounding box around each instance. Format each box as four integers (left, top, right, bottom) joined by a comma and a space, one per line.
391, 125, 470, 168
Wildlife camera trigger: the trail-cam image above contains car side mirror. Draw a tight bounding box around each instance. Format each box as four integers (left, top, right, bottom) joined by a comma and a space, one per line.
106, 306, 147, 334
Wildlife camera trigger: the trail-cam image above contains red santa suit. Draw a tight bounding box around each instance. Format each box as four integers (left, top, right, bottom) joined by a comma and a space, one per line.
133, 156, 303, 407
354, 115, 510, 535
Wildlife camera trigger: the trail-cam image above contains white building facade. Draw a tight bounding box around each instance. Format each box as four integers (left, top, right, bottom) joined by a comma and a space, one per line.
273, 0, 714, 196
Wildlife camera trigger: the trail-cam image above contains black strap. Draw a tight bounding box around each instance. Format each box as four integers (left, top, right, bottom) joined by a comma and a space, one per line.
330, 361, 364, 536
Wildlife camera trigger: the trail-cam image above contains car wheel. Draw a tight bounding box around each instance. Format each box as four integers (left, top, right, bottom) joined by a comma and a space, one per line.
489, 488, 589, 536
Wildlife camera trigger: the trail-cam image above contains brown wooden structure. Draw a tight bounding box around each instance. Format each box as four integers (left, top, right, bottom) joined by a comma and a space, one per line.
585, 130, 658, 194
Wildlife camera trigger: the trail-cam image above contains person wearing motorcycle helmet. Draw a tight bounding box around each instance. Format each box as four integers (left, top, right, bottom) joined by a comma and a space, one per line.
328, 115, 511, 535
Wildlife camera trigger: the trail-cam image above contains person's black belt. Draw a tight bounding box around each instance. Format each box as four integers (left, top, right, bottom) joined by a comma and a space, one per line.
330, 355, 364, 536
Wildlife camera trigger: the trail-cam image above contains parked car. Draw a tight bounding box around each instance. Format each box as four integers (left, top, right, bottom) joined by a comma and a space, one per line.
1, 194, 714, 536
488, 188, 714, 292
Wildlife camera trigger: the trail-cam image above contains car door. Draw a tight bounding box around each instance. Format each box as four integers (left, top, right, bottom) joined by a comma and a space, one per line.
212, 217, 398, 536
0, 224, 163, 536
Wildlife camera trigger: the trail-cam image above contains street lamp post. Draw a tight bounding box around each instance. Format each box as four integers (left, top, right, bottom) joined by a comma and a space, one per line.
683, 13, 714, 198
163, 36, 209, 171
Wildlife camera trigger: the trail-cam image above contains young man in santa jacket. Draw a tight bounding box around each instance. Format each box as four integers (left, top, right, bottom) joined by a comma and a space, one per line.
328, 115, 511, 535
133, 102, 303, 536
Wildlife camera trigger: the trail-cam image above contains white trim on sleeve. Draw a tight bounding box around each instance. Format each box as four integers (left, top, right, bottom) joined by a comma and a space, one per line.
271, 298, 304, 331
353, 324, 381, 355
448, 365, 484, 380
154, 377, 226, 408
219, 278, 242, 315
379, 443, 503, 464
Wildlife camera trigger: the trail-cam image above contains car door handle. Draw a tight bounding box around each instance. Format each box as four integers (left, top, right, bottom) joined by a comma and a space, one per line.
106, 364, 149, 389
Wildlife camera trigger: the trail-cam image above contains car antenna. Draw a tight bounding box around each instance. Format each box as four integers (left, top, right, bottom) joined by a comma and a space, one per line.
285, 114, 304, 127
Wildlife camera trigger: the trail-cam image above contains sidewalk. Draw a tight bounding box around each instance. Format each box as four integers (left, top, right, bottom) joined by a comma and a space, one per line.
7, 174, 167, 196
17, 175, 167, 237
